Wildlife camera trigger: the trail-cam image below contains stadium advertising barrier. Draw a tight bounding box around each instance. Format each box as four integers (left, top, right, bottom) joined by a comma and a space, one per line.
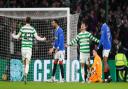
0, 58, 125, 82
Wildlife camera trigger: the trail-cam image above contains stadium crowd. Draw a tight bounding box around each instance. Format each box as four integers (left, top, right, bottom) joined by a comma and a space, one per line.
0, 0, 128, 58
71, 0, 128, 58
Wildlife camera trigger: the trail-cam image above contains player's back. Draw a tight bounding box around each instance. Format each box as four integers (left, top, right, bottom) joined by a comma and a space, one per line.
94, 55, 102, 76
20, 24, 36, 49
101, 23, 112, 49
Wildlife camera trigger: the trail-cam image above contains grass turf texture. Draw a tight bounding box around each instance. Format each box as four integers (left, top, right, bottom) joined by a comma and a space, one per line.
0, 82, 128, 89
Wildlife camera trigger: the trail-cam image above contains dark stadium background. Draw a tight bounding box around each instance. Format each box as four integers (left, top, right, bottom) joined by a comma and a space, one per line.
0, 0, 128, 59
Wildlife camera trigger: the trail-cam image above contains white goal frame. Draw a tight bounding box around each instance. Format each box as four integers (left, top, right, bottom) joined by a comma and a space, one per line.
0, 8, 71, 82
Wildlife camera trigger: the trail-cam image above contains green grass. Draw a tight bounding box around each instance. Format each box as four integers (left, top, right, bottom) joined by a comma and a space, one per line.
0, 82, 128, 89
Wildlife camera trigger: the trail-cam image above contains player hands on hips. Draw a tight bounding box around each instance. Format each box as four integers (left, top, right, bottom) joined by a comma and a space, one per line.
11, 17, 46, 84
49, 19, 65, 82
88, 50, 102, 83
97, 22, 112, 83
66, 21, 99, 83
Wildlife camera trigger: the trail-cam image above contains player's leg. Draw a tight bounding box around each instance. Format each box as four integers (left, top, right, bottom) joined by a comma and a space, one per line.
89, 74, 97, 83
86, 57, 90, 80
24, 59, 30, 77
103, 50, 111, 82
58, 51, 65, 82
22, 49, 26, 80
59, 61, 64, 82
25, 49, 31, 77
51, 51, 59, 82
22, 48, 32, 84
23, 58, 30, 84
80, 52, 87, 82
103, 56, 109, 81
80, 63, 86, 82
51, 59, 58, 80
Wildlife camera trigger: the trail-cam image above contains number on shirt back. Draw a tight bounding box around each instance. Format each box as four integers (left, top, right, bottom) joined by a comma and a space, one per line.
24, 33, 32, 40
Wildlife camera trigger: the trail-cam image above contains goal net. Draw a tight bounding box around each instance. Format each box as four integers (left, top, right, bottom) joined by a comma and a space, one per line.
0, 8, 79, 82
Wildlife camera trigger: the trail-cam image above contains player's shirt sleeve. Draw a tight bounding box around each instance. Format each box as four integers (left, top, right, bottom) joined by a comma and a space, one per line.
98, 26, 105, 48
92, 57, 97, 70
33, 28, 37, 37
34, 28, 45, 41
57, 29, 64, 49
69, 34, 79, 46
89, 33, 99, 43
12, 28, 22, 39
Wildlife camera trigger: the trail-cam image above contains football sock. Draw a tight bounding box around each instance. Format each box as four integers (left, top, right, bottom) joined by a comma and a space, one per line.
59, 64, 64, 79
104, 72, 108, 80
52, 64, 57, 77
25, 64, 29, 75
81, 66, 85, 81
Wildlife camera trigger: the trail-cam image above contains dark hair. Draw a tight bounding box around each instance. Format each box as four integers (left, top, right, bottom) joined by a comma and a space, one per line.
25, 17, 31, 23
53, 19, 59, 25
100, 17, 106, 24
81, 20, 88, 26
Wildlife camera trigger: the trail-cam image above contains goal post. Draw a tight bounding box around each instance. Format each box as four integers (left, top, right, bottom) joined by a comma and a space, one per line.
0, 8, 79, 82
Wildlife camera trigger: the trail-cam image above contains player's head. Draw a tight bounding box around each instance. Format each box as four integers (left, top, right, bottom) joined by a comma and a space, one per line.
80, 21, 88, 31
99, 17, 106, 26
25, 17, 31, 24
51, 19, 59, 29
92, 49, 97, 57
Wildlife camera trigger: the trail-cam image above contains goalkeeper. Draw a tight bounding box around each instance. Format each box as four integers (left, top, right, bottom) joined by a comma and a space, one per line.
89, 50, 102, 83
66, 21, 99, 83
12, 17, 46, 84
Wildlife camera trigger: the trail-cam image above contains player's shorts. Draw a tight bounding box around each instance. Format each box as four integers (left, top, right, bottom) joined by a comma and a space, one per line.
103, 49, 110, 57
54, 50, 65, 61
21, 48, 32, 61
80, 52, 90, 64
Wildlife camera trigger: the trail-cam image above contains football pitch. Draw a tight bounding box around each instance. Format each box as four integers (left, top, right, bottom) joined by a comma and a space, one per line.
0, 82, 128, 89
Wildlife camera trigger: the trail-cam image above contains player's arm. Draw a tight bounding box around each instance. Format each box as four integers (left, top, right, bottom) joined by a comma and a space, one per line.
98, 27, 105, 49
12, 31, 21, 39
49, 44, 56, 55
49, 30, 64, 54
57, 30, 64, 50
92, 59, 97, 69
89, 33, 99, 43
34, 33, 46, 41
67, 35, 79, 46
34, 30, 46, 41
91, 58, 97, 74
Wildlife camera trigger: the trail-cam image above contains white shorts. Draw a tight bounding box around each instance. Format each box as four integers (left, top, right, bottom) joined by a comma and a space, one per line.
80, 52, 90, 64
103, 49, 110, 57
54, 50, 65, 61
21, 48, 32, 61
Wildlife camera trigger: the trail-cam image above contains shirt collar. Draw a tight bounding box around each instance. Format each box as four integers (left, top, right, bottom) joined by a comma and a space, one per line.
26, 24, 30, 26
56, 26, 59, 31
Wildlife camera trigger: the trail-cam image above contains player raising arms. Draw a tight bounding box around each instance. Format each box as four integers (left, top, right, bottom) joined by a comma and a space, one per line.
97, 22, 112, 83
49, 19, 65, 82
12, 17, 46, 84
66, 21, 99, 83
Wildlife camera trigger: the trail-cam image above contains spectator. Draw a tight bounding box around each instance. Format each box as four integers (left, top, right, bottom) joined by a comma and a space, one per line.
39, 0, 49, 7
0, 0, 128, 58
0, 0, 4, 8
